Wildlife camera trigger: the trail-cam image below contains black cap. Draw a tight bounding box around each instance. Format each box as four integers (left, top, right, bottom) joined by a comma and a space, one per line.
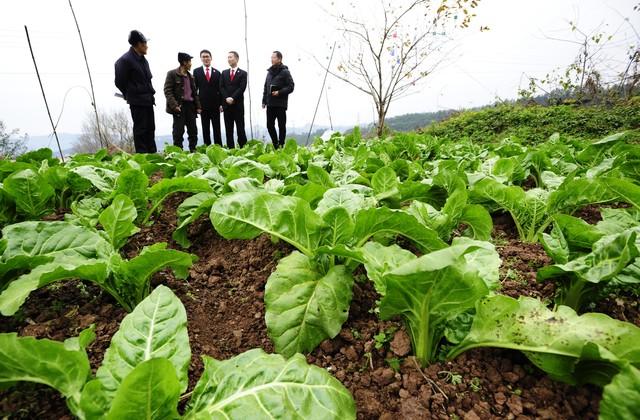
128, 30, 148, 45
178, 52, 193, 63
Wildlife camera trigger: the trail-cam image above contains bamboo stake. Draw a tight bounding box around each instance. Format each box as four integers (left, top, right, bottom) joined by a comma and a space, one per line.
306, 41, 336, 145
243, 0, 254, 141
68, 0, 108, 149
24, 25, 65, 162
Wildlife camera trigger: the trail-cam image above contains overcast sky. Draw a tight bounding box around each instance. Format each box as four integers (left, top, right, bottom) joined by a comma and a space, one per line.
0, 0, 637, 145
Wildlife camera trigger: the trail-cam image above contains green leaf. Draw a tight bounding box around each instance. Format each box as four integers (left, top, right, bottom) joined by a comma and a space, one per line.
538, 230, 639, 310
3, 169, 55, 218
0, 333, 90, 411
547, 177, 620, 216
372, 167, 400, 200
113, 169, 149, 216
448, 295, 640, 385
70, 166, 120, 193
553, 214, 605, 251
106, 358, 181, 420
540, 222, 570, 264
459, 204, 493, 241
172, 192, 216, 248
315, 186, 376, 216
600, 364, 640, 420
601, 177, 640, 210
353, 207, 447, 253
307, 164, 335, 188
111, 243, 197, 309
69, 197, 104, 228
380, 240, 496, 365
223, 158, 268, 183
293, 182, 328, 209
1, 221, 112, 261
359, 242, 416, 295
321, 207, 354, 247
98, 194, 139, 250
227, 177, 263, 192
0, 257, 109, 316
144, 177, 212, 224
96, 286, 191, 398
265, 251, 353, 357
538, 230, 638, 284
185, 349, 355, 420
211, 192, 326, 256
472, 177, 548, 242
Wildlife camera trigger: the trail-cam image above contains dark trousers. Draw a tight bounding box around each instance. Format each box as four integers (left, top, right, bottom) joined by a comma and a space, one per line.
130, 105, 156, 153
172, 101, 198, 152
223, 103, 247, 148
266, 106, 287, 148
201, 108, 222, 146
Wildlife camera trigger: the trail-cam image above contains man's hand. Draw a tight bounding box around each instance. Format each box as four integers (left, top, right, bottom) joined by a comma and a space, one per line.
225, 97, 234, 105
271, 90, 279, 97
175, 106, 181, 113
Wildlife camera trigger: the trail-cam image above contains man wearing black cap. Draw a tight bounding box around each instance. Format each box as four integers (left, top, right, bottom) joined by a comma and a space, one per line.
164, 53, 202, 152
114, 30, 157, 153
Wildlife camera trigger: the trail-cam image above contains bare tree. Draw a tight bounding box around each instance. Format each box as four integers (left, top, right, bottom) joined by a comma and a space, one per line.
73, 109, 133, 154
0, 121, 27, 160
319, 0, 484, 138
519, 4, 640, 103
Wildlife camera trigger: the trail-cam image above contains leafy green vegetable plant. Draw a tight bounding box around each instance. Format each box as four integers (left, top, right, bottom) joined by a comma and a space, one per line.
0, 220, 196, 314
0, 286, 356, 420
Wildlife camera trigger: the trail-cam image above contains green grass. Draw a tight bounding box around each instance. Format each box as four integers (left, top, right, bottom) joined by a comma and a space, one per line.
423, 100, 640, 144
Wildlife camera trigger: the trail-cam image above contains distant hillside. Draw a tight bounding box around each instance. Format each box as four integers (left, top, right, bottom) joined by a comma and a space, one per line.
381, 110, 457, 132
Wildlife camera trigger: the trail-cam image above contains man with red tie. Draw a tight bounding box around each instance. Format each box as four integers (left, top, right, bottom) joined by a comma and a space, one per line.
193, 49, 222, 146
219, 51, 248, 148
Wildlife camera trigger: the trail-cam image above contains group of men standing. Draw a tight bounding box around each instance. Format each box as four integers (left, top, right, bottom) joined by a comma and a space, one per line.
114, 30, 295, 153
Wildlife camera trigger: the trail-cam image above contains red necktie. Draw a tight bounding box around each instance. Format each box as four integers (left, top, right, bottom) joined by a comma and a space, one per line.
230, 69, 235, 81
205, 67, 210, 82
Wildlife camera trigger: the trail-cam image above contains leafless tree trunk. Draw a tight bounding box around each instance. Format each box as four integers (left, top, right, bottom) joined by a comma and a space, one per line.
73, 109, 133, 154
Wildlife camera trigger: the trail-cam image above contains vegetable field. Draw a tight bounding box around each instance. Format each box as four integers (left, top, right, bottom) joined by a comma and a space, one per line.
1, 129, 639, 419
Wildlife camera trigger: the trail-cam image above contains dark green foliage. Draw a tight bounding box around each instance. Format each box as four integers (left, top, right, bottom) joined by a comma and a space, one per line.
424, 102, 640, 144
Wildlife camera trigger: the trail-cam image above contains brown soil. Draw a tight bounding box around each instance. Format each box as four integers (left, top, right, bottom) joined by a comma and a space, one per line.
0, 202, 633, 419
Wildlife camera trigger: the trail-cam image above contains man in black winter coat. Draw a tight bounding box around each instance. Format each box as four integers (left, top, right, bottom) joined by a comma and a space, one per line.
262, 51, 294, 149
193, 49, 222, 146
114, 30, 156, 153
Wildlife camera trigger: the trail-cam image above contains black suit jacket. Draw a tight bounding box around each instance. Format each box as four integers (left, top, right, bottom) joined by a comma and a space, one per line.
219, 68, 247, 107
193, 66, 222, 111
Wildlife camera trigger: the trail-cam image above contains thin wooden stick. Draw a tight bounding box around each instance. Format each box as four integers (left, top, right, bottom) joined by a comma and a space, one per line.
68, 0, 108, 150
24, 25, 65, 162
243, 0, 254, 141
306, 41, 336, 145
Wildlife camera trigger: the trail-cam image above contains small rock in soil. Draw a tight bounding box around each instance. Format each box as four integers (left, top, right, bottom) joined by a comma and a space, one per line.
354, 389, 382, 415
319, 339, 336, 354
373, 368, 396, 386
390, 330, 411, 357
400, 397, 429, 418
464, 410, 481, 420
507, 395, 523, 416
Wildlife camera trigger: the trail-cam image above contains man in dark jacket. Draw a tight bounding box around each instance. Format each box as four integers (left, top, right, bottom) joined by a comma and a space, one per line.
262, 51, 294, 149
164, 52, 202, 152
193, 49, 222, 147
114, 30, 156, 153
219, 51, 248, 148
